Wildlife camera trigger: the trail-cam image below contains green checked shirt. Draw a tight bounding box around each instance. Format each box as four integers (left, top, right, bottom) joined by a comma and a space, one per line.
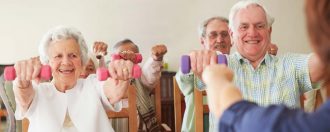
197, 52, 314, 108
178, 52, 314, 132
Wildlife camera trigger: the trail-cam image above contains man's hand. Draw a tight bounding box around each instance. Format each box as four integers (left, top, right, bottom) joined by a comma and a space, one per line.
268, 43, 278, 56
151, 44, 167, 61
93, 41, 108, 58
189, 50, 217, 81
118, 50, 136, 63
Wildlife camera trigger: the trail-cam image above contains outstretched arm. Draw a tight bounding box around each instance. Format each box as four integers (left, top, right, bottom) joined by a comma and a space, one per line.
203, 64, 330, 132
140, 44, 167, 89
103, 59, 133, 104
12, 57, 41, 113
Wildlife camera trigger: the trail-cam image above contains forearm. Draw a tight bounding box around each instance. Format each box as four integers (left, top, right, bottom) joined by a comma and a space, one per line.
140, 57, 163, 89
13, 81, 35, 112
103, 79, 128, 104
175, 71, 195, 96
219, 100, 328, 132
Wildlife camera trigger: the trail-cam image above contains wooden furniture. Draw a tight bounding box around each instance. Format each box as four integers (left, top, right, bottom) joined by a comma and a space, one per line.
153, 80, 171, 131
22, 119, 29, 132
172, 75, 209, 132
194, 89, 209, 132
159, 71, 176, 131
107, 84, 138, 132
173, 77, 184, 132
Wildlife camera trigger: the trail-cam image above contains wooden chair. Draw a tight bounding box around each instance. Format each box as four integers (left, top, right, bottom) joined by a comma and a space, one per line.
194, 88, 209, 132
153, 80, 172, 131
107, 83, 138, 132
173, 77, 184, 132
22, 119, 29, 132
173, 76, 209, 132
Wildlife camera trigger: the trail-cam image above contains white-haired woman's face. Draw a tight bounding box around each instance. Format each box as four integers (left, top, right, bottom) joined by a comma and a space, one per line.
47, 38, 83, 86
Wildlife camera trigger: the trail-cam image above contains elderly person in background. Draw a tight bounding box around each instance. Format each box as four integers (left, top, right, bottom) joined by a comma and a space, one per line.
203, 0, 330, 131
111, 39, 167, 132
13, 26, 134, 132
80, 41, 108, 79
175, 16, 232, 132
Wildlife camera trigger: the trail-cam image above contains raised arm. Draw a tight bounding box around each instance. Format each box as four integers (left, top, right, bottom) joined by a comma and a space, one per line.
102, 59, 133, 104
203, 64, 330, 132
13, 57, 41, 113
140, 44, 167, 89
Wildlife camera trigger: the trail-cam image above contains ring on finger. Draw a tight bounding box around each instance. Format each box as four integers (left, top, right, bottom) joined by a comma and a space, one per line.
122, 68, 128, 72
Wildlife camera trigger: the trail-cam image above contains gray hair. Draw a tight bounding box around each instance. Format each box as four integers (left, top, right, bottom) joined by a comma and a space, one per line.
198, 16, 229, 38
38, 26, 88, 65
112, 39, 140, 53
228, 0, 274, 31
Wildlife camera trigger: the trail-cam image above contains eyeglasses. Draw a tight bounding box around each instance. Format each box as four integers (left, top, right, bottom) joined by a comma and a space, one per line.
206, 31, 229, 39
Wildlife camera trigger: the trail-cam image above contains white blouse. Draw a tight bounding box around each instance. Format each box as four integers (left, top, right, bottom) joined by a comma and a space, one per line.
14, 75, 122, 132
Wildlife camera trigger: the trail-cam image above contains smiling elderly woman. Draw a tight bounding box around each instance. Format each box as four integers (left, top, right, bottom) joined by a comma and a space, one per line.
13, 26, 133, 132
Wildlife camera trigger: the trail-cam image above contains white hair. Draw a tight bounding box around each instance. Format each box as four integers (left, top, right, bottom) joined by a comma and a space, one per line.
88, 52, 99, 69
38, 26, 88, 65
228, 0, 274, 31
198, 16, 229, 38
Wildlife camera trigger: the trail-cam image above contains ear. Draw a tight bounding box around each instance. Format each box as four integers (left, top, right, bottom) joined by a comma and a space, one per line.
200, 37, 205, 46
229, 29, 234, 43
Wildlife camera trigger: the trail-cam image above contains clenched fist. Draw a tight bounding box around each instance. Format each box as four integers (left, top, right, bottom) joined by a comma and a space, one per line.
93, 41, 108, 58
151, 44, 167, 61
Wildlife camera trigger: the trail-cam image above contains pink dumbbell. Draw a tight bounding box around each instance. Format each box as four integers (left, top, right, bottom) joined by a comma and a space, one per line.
4, 65, 52, 81
111, 53, 143, 64
96, 65, 142, 81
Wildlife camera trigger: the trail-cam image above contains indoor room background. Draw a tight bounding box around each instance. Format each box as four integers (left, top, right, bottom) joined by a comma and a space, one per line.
0, 0, 309, 71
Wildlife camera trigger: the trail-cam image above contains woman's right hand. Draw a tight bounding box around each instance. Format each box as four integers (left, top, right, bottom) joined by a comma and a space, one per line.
14, 57, 42, 89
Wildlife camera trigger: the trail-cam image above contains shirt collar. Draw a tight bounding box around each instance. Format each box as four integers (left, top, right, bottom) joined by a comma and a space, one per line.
233, 52, 272, 67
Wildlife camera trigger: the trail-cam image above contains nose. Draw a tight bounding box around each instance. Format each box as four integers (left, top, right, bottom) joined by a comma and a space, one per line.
62, 56, 71, 65
247, 27, 258, 37
216, 35, 224, 42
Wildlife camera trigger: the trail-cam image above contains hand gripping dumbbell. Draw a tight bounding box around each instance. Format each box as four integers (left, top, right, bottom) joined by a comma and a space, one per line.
96, 66, 142, 81
96, 54, 142, 81
181, 54, 227, 74
111, 53, 143, 64
4, 65, 52, 81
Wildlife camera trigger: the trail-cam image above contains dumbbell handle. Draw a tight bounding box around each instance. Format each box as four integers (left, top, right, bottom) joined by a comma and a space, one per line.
112, 53, 143, 64
96, 65, 142, 81
181, 54, 227, 74
4, 65, 52, 81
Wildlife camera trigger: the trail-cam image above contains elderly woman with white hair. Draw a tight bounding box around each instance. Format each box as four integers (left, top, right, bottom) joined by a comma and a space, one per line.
13, 26, 133, 132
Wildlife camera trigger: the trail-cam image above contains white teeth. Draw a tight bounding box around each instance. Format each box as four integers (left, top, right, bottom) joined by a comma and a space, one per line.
59, 69, 74, 73
245, 40, 259, 44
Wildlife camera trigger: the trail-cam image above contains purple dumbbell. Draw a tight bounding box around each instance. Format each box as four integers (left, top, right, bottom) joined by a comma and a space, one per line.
4, 65, 52, 81
181, 54, 227, 74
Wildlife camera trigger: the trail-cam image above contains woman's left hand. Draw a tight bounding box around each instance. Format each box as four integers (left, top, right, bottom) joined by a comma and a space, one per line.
103, 59, 134, 104
107, 59, 134, 81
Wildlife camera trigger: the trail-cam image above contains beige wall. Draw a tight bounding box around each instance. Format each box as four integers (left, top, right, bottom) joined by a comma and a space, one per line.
0, 0, 310, 71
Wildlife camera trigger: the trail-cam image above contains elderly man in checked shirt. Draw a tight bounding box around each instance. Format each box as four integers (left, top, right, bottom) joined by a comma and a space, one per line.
177, 0, 324, 131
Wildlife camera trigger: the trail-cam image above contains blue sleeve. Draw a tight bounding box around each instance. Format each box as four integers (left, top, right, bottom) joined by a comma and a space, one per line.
219, 100, 330, 132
